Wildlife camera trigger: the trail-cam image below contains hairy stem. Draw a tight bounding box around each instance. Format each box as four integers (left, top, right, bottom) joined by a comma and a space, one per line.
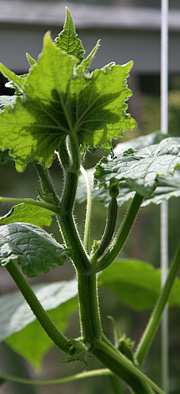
91, 196, 118, 262
135, 242, 180, 366
93, 340, 163, 394
58, 170, 91, 273
34, 162, 60, 205
77, 271, 102, 343
80, 165, 92, 253
58, 137, 70, 170
6, 263, 73, 356
95, 193, 143, 272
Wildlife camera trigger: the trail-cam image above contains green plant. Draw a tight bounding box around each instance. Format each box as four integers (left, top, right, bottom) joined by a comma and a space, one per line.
0, 8, 180, 394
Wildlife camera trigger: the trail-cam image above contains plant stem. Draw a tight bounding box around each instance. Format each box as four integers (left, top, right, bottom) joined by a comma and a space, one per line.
58, 137, 70, 170
58, 169, 91, 273
108, 374, 124, 394
34, 162, 60, 204
5, 262, 74, 356
0, 369, 113, 386
93, 340, 162, 394
135, 242, 180, 366
91, 196, 118, 262
77, 271, 102, 343
80, 165, 92, 254
94, 193, 143, 272
0, 197, 60, 214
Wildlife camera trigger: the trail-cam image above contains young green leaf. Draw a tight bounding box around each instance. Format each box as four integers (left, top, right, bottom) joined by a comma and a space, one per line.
94, 137, 180, 197
0, 203, 55, 227
0, 279, 78, 369
55, 7, 85, 63
0, 223, 67, 277
98, 259, 180, 311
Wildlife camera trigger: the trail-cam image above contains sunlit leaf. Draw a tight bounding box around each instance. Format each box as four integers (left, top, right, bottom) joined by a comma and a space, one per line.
0, 33, 135, 171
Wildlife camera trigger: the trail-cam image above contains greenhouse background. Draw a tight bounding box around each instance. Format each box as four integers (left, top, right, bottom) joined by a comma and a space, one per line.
0, 1, 180, 393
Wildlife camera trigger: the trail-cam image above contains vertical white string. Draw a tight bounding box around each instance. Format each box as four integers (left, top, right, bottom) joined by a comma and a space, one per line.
161, 0, 169, 392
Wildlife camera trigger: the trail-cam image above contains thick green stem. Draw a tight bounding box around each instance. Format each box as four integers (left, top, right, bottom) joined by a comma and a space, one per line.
6, 262, 73, 356
135, 242, 180, 366
93, 340, 163, 394
77, 271, 102, 343
59, 169, 91, 273
95, 193, 143, 272
91, 197, 118, 262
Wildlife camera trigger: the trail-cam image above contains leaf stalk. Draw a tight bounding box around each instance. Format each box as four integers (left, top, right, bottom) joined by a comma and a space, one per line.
5, 262, 73, 356
135, 241, 180, 366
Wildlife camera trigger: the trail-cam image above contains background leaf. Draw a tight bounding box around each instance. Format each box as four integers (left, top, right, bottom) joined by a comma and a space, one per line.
0, 203, 55, 227
76, 168, 180, 208
94, 137, 180, 197
0, 279, 78, 369
98, 259, 180, 311
0, 223, 67, 277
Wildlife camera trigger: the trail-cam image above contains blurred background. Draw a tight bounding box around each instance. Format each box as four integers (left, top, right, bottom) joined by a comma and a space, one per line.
0, 0, 180, 393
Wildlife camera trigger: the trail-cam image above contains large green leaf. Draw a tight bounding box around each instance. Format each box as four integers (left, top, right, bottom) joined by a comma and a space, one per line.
0, 203, 55, 227
0, 279, 78, 369
0, 223, 67, 277
98, 259, 180, 311
55, 7, 85, 62
0, 32, 135, 171
94, 137, 180, 197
